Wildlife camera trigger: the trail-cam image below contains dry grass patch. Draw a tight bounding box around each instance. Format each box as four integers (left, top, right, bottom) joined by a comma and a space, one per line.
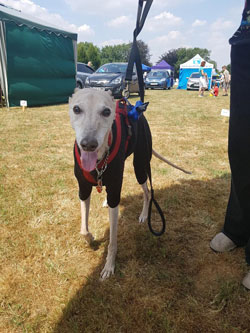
1, 90, 250, 332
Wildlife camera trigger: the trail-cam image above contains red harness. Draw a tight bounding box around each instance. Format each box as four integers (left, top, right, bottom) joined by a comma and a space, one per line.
74, 99, 131, 186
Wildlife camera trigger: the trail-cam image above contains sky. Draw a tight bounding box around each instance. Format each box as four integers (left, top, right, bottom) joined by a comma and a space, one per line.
1, 0, 244, 68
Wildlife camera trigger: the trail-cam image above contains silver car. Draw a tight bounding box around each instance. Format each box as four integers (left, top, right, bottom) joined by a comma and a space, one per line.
76, 62, 94, 89
186, 72, 200, 90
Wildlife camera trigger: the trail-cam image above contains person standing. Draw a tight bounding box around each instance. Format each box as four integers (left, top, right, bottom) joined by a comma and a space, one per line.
198, 60, 208, 97
221, 65, 230, 96
210, 0, 250, 290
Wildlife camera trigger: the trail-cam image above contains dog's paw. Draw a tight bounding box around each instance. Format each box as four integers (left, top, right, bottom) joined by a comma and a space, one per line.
100, 263, 115, 280
102, 199, 108, 208
82, 232, 94, 244
139, 212, 148, 223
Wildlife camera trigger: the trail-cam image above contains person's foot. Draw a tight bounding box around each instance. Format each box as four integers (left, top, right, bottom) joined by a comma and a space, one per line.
210, 232, 237, 252
242, 272, 250, 290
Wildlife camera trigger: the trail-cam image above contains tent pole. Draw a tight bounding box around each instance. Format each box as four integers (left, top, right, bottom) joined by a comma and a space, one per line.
0, 21, 9, 108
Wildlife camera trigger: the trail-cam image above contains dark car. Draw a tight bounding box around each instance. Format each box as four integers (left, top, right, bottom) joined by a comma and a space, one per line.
76, 62, 94, 88
84, 62, 139, 98
145, 70, 171, 90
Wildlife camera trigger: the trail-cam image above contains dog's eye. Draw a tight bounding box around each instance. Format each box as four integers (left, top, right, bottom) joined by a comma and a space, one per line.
101, 108, 111, 117
73, 105, 81, 114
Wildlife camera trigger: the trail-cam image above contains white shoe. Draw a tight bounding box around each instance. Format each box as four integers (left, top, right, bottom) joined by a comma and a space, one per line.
242, 272, 250, 290
210, 232, 237, 252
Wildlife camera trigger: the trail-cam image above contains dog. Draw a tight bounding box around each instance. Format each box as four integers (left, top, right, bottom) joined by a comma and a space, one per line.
69, 88, 190, 279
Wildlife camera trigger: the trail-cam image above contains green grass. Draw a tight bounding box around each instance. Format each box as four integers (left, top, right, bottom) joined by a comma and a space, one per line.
1, 89, 250, 333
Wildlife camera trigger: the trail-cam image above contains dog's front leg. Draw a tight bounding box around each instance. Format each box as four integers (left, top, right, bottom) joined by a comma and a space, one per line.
80, 196, 94, 244
139, 181, 150, 223
100, 205, 119, 279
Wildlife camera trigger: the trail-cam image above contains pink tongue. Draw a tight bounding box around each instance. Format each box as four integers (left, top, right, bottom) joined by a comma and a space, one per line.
81, 151, 98, 171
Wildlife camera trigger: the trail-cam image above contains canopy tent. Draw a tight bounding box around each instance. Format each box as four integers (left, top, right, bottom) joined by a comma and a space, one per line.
0, 4, 77, 107
177, 54, 214, 90
142, 63, 151, 72
151, 60, 173, 70
151, 60, 174, 87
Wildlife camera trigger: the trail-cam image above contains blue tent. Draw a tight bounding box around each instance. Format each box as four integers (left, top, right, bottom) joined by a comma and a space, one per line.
142, 64, 151, 72
177, 54, 214, 90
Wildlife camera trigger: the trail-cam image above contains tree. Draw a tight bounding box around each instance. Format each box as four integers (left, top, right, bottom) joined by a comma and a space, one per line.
226, 64, 231, 73
159, 49, 178, 69
100, 44, 130, 64
77, 42, 101, 69
209, 60, 218, 71
131, 40, 152, 66
77, 42, 88, 63
86, 43, 101, 70
99, 40, 152, 66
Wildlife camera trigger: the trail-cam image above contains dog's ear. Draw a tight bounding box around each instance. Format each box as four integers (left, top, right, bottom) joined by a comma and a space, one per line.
68, 96, 72, 103
106, 90, 114, 101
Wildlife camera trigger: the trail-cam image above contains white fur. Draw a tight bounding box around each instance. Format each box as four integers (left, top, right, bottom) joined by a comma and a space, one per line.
139, 182, 151, 223
69, 89, 150, 279
69, 88, 115, 161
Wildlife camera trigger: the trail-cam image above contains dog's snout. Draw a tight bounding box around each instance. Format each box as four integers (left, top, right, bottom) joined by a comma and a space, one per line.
80, 138, 98, 152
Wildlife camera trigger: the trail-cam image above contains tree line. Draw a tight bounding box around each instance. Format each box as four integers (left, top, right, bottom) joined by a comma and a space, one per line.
77, 40, 151, 70
78, 41, 229, 77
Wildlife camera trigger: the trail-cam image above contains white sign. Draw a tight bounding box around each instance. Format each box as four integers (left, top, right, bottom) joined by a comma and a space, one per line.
20, 100, 27, 107
221, 109, 230, 117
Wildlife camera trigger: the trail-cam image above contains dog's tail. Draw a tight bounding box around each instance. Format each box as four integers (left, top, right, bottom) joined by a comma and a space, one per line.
152, 149, 192, 174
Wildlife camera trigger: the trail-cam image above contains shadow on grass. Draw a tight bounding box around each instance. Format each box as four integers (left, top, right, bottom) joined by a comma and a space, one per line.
53, 173, 250, 333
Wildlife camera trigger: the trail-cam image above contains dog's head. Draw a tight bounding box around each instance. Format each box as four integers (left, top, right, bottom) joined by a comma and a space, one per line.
69, 88, 115, 171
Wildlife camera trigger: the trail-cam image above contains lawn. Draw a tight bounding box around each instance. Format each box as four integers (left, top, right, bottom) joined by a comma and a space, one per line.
1, 89, 249, 332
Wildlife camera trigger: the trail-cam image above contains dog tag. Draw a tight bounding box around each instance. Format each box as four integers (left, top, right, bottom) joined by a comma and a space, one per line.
96, 179, 103, 193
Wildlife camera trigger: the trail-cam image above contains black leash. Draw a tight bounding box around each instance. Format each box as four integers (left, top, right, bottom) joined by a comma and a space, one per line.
126, 0, 153, 102
126, 0, 166, 236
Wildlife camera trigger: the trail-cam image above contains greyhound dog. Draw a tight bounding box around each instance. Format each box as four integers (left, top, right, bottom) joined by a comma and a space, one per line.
69, 88, 190, 279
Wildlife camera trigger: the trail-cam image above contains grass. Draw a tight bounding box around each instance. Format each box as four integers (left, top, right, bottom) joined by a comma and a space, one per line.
1, 89, 250, 332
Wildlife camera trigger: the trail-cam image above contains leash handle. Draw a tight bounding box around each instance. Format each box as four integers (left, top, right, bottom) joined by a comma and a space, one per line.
146, 159, 166, 237
142, 120, 166, 237
125, 0, 153, 103
148, 191, 166, 236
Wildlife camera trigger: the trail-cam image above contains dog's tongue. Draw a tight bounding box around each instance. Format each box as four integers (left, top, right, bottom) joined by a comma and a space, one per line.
81, 151, 98, 172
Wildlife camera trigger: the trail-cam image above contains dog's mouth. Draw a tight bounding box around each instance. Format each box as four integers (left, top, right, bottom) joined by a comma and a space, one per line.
80, 150, 98, 172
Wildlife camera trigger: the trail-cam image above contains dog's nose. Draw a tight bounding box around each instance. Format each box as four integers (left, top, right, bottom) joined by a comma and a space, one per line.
80, 138, 98, 151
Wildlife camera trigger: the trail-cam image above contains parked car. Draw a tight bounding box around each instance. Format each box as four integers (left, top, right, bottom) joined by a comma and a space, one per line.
186, 72, 211, 90
76, 62, 94, 88
144, 70, 171, 90
186, 72, 200, 90
84, 62, 139, 98
211, 75, 221, 87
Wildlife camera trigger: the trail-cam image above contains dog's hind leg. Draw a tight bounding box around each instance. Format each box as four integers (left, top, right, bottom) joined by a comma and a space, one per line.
139, 181, 150, 223
100, 205, 119, 279
80, 196, 94, 244
102, 199, 108, 208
